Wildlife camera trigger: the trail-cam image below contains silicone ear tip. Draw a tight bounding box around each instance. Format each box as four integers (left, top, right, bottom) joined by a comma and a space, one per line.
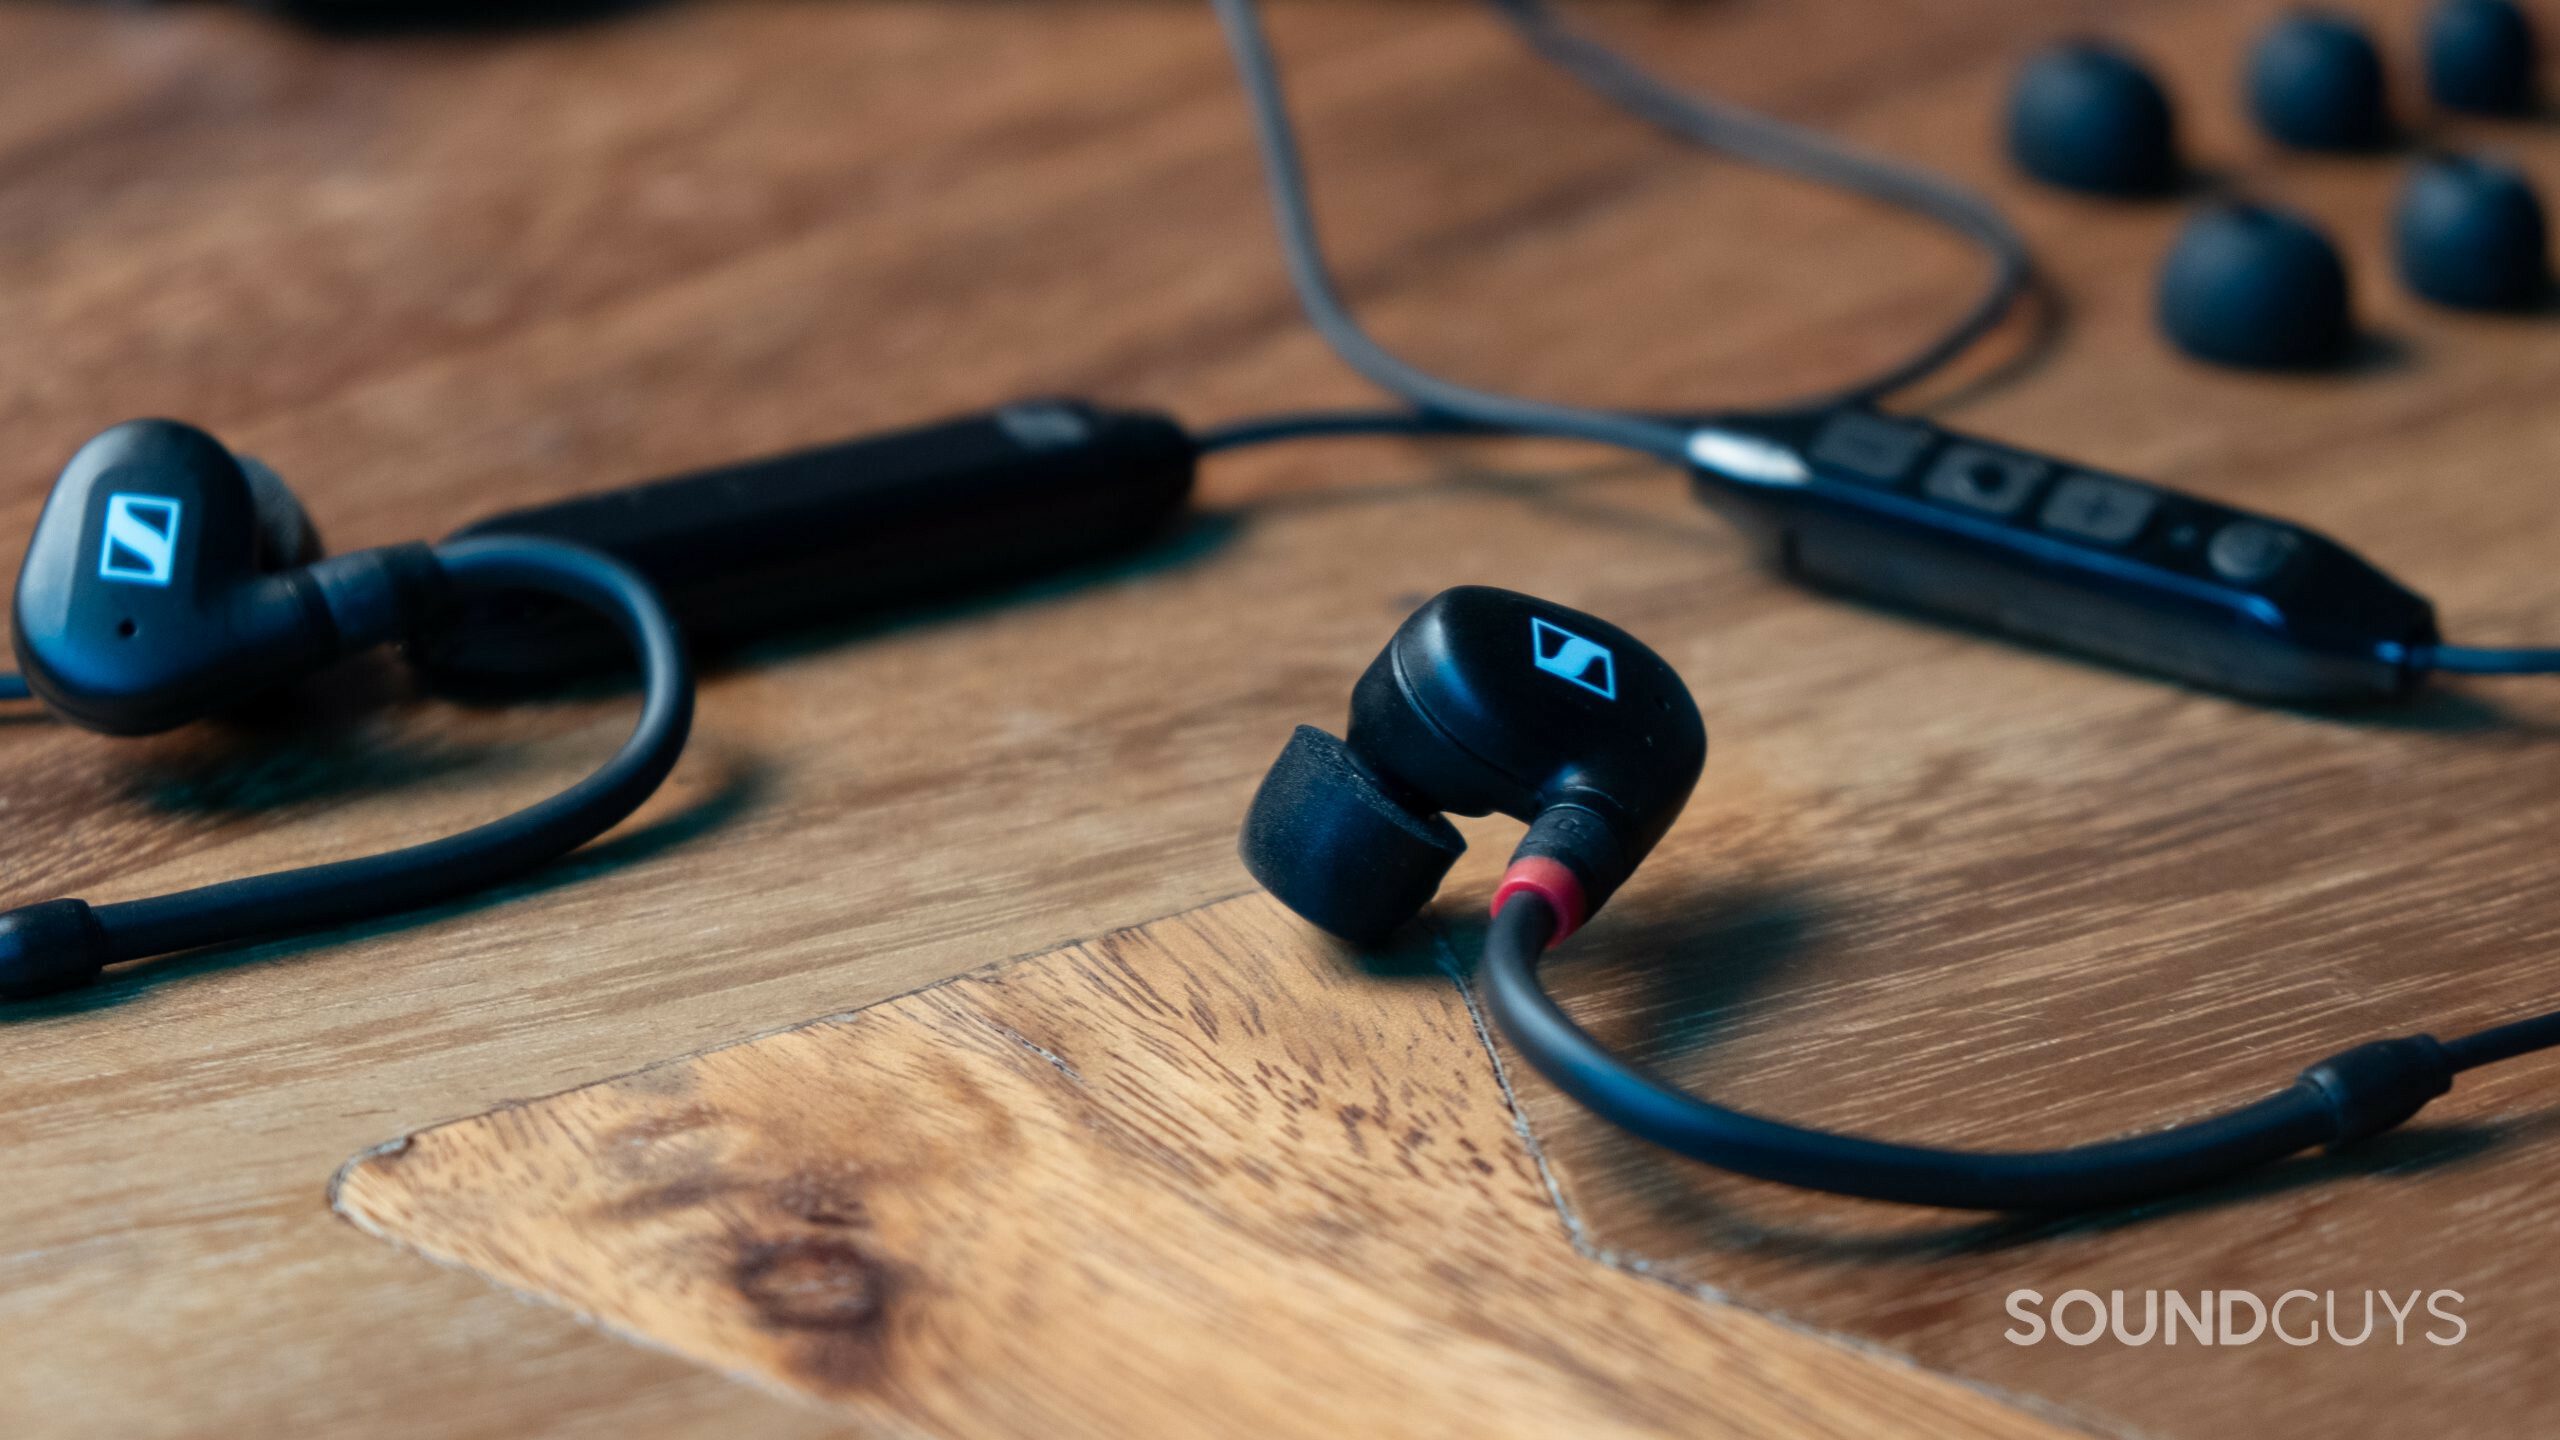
2006, 41, 2182, 196
2248, 11, 2393, 152
2157, 201, 2354, 368
2426, 0, 2538, 114
2395, 153, 2551, 311
1239, 726, 1464, 945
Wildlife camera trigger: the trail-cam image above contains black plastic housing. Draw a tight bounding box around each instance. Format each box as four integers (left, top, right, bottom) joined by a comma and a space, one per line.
1239, 587, 1706, 942
426, 401, 1198, 685
1348, 587, 1706, 902
1687, 410, 2438, 704
11, 421, 337, 735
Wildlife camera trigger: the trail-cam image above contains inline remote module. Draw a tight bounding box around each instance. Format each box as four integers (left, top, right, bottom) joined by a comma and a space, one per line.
1686, 409, 2440, 703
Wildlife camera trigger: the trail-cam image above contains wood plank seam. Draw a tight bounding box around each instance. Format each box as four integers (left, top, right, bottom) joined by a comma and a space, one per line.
1422, 915, 2104, 1440
330, 1131, 854, 1423
327, 893, 2091, 1438
320, 893, 1281, 1425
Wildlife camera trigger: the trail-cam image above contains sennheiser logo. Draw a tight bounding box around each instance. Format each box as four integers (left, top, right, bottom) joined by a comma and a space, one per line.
99, 493, 184, 587
1530, 616, 1616, 700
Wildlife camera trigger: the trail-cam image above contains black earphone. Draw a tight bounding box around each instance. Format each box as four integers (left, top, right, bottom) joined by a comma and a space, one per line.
1239, 586, 1706, 948
1244, 588, 2560, 1213
0, 419, 693, 999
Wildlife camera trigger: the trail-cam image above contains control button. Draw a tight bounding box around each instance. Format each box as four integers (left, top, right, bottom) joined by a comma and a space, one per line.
1810, 411, 1933, 485
2038, 473, 2159, 547
1922, 443, 2050, 516
994, 403, 1093, 450
2206, 520, 2303, 585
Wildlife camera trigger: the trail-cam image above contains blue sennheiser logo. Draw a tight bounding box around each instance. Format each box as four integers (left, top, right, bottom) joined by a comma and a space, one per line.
99, 493, 184, 587
1530, 616, 1616, 700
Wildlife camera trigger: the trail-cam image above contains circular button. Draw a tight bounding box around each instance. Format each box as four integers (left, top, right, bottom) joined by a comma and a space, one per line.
2207, 520, 2302, 585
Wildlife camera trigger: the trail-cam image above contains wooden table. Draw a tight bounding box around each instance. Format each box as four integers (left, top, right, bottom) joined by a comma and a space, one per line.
8, 2, 2560, 1436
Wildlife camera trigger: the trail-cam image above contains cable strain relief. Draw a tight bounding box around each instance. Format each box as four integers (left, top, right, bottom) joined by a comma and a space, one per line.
0, 899, 108, 1000
305, 543, 454, 653
2396, 640, 2443, 693
2298, 1035, 2455, 1146
1512, 802, 1628, 897
1493, 857, 1588, 947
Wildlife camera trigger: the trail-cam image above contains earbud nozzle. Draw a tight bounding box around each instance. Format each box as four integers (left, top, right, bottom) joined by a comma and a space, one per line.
1239, 726, 1464, 945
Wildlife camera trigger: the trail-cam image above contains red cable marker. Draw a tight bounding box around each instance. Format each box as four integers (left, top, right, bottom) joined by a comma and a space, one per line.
1492, 857, 1587, 946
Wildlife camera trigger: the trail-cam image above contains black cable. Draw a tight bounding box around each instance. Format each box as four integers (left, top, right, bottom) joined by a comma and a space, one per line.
2443, 1012, 2560, 1071
1211, 0, 1694, 464
1202, 0, 2037, 460
2421, 644, 2560, 676
1480, 890, 2558, 1211
1194, 408, 1490, 453
83, 535, 692, 964
1481, 0, 2035, 416
1480, 894, 2327, 1210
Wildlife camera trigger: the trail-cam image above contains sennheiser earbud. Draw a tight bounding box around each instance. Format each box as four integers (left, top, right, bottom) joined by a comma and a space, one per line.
1239, 585, 1705, 946
1, 419, 695, 999
11, 419, 442, 736
1242, 591, 2560, 1212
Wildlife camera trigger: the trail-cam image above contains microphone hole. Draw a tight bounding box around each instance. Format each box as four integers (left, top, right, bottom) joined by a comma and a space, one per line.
115, 619, 137, 639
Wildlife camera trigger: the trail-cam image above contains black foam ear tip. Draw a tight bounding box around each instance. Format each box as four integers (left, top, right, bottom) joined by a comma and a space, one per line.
1239, 725, 1464, 946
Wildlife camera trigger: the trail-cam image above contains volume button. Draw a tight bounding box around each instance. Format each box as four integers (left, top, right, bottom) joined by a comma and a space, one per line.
1808, 411, 1934, 485
1921, 444, 2050, 516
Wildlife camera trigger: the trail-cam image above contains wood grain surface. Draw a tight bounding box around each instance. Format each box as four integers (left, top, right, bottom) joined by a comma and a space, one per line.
3, 0, 2559, 1436
333, 893, 2061, 1440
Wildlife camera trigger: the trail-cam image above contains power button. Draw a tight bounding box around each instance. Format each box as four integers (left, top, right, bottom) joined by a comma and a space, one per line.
2206, 521, 2302, 586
